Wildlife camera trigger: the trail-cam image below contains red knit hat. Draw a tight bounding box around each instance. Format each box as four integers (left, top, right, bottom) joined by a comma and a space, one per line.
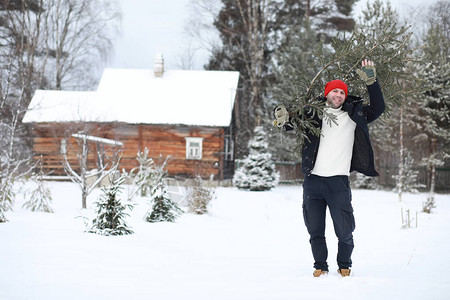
324, 80, 348, 98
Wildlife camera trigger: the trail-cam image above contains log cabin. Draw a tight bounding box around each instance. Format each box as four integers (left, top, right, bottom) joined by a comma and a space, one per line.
23, 54, 240, 181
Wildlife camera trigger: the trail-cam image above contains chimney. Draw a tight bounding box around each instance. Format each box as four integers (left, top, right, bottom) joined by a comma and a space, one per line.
154, 53, 164, 77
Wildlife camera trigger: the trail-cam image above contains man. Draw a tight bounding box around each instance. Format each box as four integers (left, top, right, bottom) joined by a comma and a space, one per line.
273, 59, 385, 277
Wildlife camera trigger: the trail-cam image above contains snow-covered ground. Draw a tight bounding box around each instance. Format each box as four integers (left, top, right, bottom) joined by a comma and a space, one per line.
1, 182, 449, 300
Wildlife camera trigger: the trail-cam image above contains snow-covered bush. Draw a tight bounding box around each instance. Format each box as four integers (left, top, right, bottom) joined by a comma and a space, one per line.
422, 195, 436, 214
186, 175, 215, 215
351, 173, 380, 190
88, 175, 134, 236
233, 126, 279, 191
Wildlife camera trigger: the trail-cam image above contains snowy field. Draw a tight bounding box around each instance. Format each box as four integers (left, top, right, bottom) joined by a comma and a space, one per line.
1, 181, 449, 300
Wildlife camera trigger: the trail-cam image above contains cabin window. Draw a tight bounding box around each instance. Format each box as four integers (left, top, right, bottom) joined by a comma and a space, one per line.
185, 137, 203, 160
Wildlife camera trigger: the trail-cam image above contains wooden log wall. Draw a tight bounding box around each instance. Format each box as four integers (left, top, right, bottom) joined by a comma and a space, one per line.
31, 122, 228, 180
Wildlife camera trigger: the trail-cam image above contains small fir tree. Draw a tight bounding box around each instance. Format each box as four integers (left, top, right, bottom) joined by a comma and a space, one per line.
0, 176, 15, 213
187, 175, 215, 215
23, 159, 54, 213
0, 204, 7, 222
233, 126, 280, 191
144, 161, 182, 223
88, 175, 134, 236
0, 178, 13, 223
144, 178, 183, 223
392, 151, 424, 198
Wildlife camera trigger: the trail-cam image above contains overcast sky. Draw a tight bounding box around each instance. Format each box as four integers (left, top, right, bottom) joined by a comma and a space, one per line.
106, 0, 437, 71
107, 0, 191, 70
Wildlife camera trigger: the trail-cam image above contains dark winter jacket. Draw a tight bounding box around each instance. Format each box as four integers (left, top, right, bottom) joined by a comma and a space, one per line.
294, 81, 385, 177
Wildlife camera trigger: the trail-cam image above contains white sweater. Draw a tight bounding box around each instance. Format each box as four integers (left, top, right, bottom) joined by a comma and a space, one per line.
311, 107, 356, 177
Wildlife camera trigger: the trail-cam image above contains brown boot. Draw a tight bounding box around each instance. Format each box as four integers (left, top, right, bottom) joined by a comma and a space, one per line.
338, 269, 351, 277
313, 269, 328, 277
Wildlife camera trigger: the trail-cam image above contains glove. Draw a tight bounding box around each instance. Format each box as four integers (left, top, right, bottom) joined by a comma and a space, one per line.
273, 105, 289, 128
356, 64, 376, 85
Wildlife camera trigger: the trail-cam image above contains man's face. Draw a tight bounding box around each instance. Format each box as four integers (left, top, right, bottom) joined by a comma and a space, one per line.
326, 88, 346, 108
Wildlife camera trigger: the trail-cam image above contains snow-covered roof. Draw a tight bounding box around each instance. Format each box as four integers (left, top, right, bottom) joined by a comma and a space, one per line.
23, 68, 240, 127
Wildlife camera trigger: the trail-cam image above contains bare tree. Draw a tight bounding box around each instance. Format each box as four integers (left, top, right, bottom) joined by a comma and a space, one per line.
0, 1, 48, 222
175, 39, 198, 70
0, 37, 37, 222
0, 0, 47, 117
0, 0, 120, 219
41, 0, 121, 90
126, 148, 156, 200
202, 0, 277, 159
0, 0, 120, 111
234, 0, 272, 126
62, 132, 123, 209
0, 82, 34, 221
182, 0, 222, 68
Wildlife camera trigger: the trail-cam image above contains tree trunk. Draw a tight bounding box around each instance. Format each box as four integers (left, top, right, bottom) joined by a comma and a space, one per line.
398, 106, 404, 202
430, 137, 437, 195
80, 137, 88, 209
82, 189, 88, 209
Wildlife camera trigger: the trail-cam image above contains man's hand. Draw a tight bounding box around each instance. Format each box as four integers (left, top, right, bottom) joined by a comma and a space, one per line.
356, 59, 376, 86
273, 105, 289, 127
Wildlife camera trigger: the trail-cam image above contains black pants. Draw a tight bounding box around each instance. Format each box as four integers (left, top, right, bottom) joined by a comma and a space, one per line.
302, 174, 355, 271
